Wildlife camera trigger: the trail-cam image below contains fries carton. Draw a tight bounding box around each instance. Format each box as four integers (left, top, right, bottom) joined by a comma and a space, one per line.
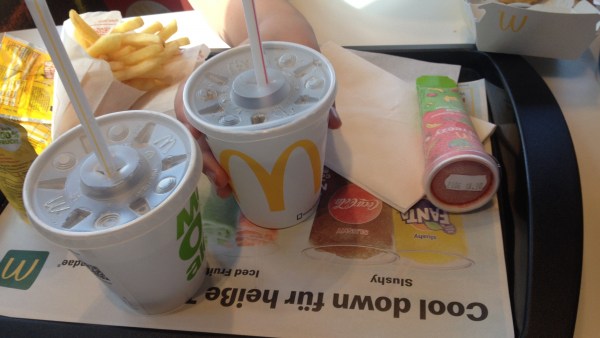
462, 0, 600, 59
53, 11, 208, 137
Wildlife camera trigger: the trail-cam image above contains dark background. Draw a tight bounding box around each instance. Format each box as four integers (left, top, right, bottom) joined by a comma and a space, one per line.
1, 0, 193, 32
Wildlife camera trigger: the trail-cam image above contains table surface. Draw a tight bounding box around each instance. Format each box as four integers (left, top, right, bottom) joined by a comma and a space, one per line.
4, 1, 600, 337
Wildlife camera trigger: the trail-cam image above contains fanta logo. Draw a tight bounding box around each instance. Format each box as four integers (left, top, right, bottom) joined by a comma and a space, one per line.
177, 188, 206, 281
220, 139, 321, 212
499, 11, 528, 32
328, 183, 382, 224
0, 250, 49, 290
401, 199, 456, 234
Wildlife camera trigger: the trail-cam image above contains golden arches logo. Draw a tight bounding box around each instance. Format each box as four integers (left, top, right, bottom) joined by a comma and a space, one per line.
0, 250, 49, 290
220, 140, 322, 212
499, 11, 528, 32
2, 258, 40, 281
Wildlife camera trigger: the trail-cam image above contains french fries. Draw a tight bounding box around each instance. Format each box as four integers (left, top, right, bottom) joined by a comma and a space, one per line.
141, 21, 163, 34
69, 10, 99, 48
111, 16, 144, 33
157, 20, 178, 42
68, 10, 191, 91
86, 33, 123, 58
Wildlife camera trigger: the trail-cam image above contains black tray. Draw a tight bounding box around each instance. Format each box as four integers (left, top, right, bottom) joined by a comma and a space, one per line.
369, 47, 583, 338
1, 47, 583, 338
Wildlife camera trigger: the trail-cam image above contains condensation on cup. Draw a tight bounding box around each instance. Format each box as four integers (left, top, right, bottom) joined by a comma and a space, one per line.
183, 41, 336, 229
23, 111, 206, 315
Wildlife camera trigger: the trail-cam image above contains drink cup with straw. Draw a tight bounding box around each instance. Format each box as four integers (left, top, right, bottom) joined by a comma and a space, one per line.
183, 0, 337, 229
23, 0, 206, 314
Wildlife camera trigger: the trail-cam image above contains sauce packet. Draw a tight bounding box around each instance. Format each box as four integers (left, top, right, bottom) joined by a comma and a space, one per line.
0, 117, 38, 222
0, 33, 54, 154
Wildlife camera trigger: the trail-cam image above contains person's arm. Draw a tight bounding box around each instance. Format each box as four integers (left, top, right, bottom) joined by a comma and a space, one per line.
191, 0, 320, 50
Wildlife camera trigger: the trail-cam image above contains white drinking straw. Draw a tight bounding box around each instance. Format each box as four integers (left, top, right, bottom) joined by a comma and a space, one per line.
241, 0, 269, 87
25, 0, 119, 178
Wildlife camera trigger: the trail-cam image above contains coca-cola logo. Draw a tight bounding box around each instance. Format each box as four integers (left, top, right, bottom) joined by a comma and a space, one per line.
328, 183, 382, 224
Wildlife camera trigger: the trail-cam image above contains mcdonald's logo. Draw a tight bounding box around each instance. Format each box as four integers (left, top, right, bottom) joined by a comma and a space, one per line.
220, 139, 321, 212
0, 250, 49, 290
499, 11, 528, 32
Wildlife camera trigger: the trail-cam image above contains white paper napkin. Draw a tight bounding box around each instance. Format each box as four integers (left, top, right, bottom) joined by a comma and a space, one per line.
321, 41, 495, 212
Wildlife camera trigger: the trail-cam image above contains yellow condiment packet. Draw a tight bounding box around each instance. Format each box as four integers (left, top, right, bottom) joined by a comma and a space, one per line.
0, 33, 54, 154
0, 117, 38, 222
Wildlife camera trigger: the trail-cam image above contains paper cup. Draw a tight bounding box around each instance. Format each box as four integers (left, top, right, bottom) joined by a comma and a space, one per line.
183, 42, 336, 229
23, 111, 206, 314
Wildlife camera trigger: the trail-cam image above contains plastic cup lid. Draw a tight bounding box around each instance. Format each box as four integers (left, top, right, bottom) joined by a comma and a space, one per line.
23, 111, 201, 248
183, 41, 336, 140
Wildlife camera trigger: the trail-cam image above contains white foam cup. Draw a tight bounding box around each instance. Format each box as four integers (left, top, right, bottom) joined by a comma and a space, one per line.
183, 41, 336, 229
23, 111, 206, 314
